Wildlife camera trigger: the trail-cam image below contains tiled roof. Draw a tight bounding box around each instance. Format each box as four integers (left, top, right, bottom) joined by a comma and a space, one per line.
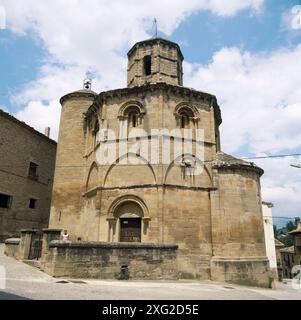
289, 226, 301, 234
212, 151, 264, 175
280, 246, 295, 253
274, 238, 285, 247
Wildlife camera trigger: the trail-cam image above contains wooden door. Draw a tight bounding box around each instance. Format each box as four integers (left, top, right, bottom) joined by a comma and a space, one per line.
120, 218, 141, 242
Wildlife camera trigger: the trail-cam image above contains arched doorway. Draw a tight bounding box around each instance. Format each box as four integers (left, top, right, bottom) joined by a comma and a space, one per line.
115, 201, 143, 242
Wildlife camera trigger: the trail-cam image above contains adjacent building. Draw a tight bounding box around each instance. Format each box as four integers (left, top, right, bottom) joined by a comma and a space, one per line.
289, 218, 301, 264
0, 110, 57, 241
280, 245, 295, 279
274, 238, 285, 279
262, 202, 277, 277
279, 218, 301, 279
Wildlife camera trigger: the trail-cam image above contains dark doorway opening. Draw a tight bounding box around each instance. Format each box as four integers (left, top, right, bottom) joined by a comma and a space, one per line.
28, 231, 43, 260
143, 55, 152, 76
120, 218, 141, 242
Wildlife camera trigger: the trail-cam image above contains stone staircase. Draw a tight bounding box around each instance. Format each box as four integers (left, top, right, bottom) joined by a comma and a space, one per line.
23, 259, 41, 269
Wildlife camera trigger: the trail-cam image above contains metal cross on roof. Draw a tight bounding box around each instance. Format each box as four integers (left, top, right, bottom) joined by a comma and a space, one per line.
153, 18, 158, 38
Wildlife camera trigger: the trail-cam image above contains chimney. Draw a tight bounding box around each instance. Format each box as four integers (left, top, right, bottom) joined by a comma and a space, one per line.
295, 217, 301, 229
44, 127, 50, 138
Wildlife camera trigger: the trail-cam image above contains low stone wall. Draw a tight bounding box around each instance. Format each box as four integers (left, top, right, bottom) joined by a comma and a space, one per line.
4, 238, 20, 259
210, 257, 272, 288
42, 241, 178, 280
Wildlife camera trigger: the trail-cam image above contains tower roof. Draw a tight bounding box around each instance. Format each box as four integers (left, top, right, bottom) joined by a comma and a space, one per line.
127, 37, 184, 61
60, 89, 98, 105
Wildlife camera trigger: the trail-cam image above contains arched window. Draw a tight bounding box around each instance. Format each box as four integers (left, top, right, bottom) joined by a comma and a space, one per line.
128, 111, 138, 128
174, 104, 198, 130
178, 110, 192, 129
118, 101, 146, 137
180, 111, 190, 129
123, 106, 141, 129
143, 55, 152, 76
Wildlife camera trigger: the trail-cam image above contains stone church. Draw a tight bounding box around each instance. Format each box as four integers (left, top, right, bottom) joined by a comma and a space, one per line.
49, 37, 271, 286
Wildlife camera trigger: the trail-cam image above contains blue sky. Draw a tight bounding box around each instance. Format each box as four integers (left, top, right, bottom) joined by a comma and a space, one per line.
0, 0, 301, 226
0, 32, 45, 111
173, 0, 300, 62
1, 0, 300, 112
1, 1, 300, 108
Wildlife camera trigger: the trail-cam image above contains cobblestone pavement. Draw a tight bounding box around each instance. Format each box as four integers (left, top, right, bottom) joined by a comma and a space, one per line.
1, 245, 301, 300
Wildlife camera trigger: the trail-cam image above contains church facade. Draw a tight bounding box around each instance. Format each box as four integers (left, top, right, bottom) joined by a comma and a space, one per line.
49, 38, 271, 286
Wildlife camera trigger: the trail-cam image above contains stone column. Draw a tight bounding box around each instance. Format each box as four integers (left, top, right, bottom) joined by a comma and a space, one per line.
106, 218, 117, 242
41, 228, 62, 259
19, 229, 37, 260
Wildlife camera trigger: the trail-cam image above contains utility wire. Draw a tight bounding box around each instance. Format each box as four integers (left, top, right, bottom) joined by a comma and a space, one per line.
242, 153, 301, 160
269, 216, 296, 220
1, 153, 301, 169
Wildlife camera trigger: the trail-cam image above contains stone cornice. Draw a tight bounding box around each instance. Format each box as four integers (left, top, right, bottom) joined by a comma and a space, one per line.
87, 83, 222, 126
50, 240, 178, 250
82, 184, 216, 197
212, 162, 264, 176
127, 37, 184, 61
88, 135, 215, 145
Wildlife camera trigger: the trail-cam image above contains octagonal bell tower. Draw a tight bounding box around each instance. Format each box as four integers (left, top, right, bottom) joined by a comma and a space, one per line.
127, 37, 184, 88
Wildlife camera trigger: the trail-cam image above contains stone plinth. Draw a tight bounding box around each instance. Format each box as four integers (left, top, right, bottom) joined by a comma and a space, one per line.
210, 256, 271, 288
41, 229, 62, 262
19, 229, 37, 260
4, 238, 20, 259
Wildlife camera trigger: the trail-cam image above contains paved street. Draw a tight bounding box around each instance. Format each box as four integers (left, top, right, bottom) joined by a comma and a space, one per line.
0, 245, 300, 300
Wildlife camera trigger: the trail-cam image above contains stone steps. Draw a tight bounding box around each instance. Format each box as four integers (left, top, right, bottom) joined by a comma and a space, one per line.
23, 259, 41, 269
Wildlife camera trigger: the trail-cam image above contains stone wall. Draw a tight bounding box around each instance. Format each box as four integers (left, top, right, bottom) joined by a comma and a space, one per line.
211, 257, 272, 288
209, 163, 271, 287
210, 167, 267, 257
42, 241, 178, 280
49, 92, 96, 238
49, 86, 219, 248
4, 238, 20, 259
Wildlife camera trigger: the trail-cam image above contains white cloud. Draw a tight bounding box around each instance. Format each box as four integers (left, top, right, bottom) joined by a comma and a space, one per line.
185, 45, 301, 154
14, 100, 61, 140
257, 156, 301, 221
201, 0, 263, 16
281, 5, 301, 33
0, 0, 263, 140
0, 0, 264, 60
184, 45, 301, 219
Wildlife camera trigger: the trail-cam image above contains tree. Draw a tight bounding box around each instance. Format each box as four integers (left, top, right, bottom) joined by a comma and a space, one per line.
274, 221, 296, 247
286, 221, 296, 232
